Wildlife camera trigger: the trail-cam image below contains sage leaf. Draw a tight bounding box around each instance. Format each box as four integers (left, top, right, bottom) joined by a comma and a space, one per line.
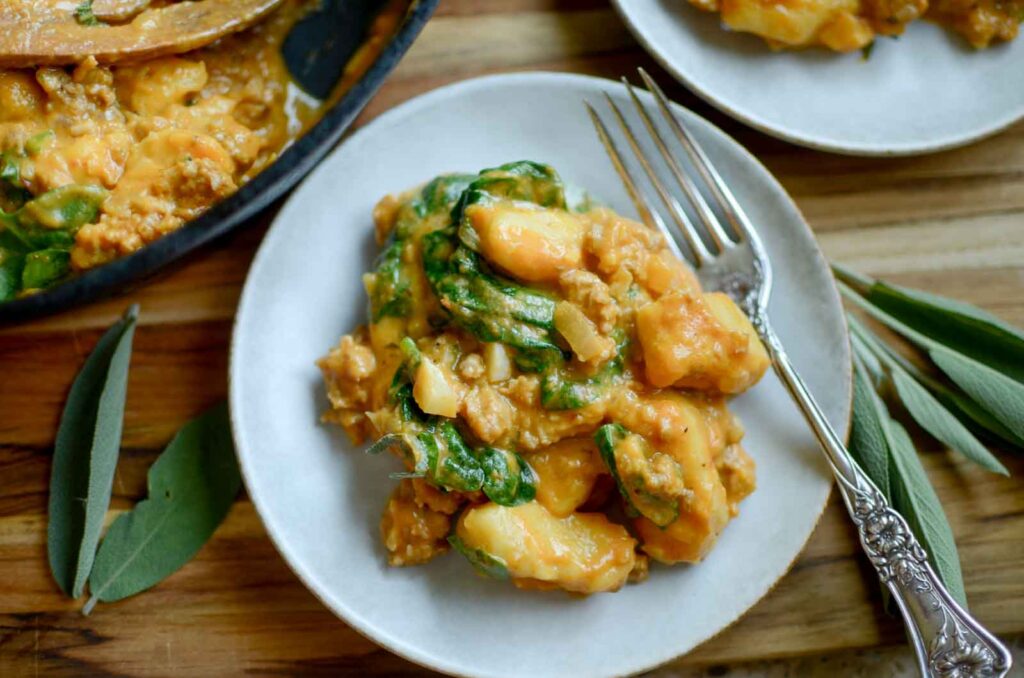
849, 310, 1024, 451
839, 282, 1024, 443
930, 346, 1024, 442
834, 263, 1024, 382
931, 383, 1024, 451
886, 421, 967, 609
849, 353, 892, 499
891, 370, 1008, 475
48, 304, 138, 598
848, 313, 1009, 474
83, 402, 240, 613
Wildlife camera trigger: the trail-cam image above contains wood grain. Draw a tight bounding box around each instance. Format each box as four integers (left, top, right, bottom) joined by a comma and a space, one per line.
1, 0, 1023, 675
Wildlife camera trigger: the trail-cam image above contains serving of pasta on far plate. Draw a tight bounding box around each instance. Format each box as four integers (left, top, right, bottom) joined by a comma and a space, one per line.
686, 0, 1022, 52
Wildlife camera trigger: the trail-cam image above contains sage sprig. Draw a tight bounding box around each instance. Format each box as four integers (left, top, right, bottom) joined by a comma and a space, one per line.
836, 264, 1024, 608
836, 267, 1024, 443
47, 306, 241, 613
848, 315, 1008, 475
835, 263, 1024, 383
48, 304, 138, 597
84, 403, 240, 615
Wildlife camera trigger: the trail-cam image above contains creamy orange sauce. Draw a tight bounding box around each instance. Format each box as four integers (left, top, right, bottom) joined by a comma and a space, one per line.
319, 163, 769, 594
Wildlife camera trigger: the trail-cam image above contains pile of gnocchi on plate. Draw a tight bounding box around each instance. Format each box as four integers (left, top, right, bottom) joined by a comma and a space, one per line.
319, 161, 769, 594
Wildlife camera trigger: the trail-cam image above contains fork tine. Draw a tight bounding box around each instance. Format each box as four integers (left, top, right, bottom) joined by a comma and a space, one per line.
620, 77, 734, 252
584, 103, 689, 264
601, 93, 711, 266
638, 68, 758, 244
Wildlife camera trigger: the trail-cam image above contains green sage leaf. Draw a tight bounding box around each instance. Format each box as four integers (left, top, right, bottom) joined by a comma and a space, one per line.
84, 403, 241, 613
839, 282, 1024, 444
850, 310, 1024, 451
48, 304, 139, 598
890, 369, 1008, 475
886, 421, 967, 608
834, 263, 1024, 368
836, 265, 1024, 383
930, 382, 1024, 451
929, 347, 1024, 442
849, 353, 891, 499
849, 314, 1009, 474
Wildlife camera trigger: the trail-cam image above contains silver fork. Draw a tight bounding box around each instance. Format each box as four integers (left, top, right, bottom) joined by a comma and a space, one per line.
586, 68, 1012, 678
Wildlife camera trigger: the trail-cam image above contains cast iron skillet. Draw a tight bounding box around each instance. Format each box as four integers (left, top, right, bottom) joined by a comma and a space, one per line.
0, 0, 438, 325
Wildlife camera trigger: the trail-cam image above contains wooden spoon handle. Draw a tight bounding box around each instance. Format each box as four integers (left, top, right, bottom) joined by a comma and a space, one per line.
0, 0, 285, 68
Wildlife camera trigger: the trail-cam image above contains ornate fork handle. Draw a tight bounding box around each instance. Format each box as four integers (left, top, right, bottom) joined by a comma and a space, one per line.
758, 321, 1013, 678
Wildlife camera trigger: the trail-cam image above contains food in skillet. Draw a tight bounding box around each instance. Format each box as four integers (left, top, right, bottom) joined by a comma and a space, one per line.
0, 0, 401, 302
687, 0, 1022, 51
318, 161, 771, 594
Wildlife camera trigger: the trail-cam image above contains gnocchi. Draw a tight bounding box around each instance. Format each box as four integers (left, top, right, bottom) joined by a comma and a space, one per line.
320, 162, 768, 593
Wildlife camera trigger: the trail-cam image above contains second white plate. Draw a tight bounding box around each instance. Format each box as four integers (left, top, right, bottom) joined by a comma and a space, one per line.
613, 0, 1024, 155
230, 72, 851, 677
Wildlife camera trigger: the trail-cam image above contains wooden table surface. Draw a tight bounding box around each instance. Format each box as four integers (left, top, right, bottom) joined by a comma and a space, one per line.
2, 1, 1023, 675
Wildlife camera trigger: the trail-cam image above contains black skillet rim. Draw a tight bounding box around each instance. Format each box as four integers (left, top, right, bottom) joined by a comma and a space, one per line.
0, 0, 439, 325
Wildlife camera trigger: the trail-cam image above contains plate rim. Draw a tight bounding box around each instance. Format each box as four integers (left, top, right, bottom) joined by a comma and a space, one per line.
0, 0, 439, 326
610, 0, 1024, 157
229, 70, 853, 678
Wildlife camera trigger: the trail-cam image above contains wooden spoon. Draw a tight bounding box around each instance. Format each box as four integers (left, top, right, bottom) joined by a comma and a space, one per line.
0, 0, 285, 68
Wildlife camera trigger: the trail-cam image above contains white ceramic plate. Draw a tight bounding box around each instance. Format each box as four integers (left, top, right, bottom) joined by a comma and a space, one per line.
230, 72, 851, 678
612, 0, 1024, 155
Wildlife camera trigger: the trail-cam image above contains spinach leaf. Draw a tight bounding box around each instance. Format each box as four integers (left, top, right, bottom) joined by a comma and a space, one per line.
84, 403, 240, 613
22, 249, 71, 290
479, 447, 537, 506
74, 0, 105, 26
0, 249, 25, 302
26, 130, 55, 156
433, 421, 486, 492
594, 423, 685, 528
0, 151, 31, 208
540, 336, 626, 410
48, 305, 138, 598
16, 184, 107, 234
367, 238, 411, 321
422, 227, 562, 365
368, 174, 477, 321
448, 535, 509, 580
370, 348, 537, 504
414, 173, 476, 219
452, 161, 566, 253
0, 183, 107, 297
